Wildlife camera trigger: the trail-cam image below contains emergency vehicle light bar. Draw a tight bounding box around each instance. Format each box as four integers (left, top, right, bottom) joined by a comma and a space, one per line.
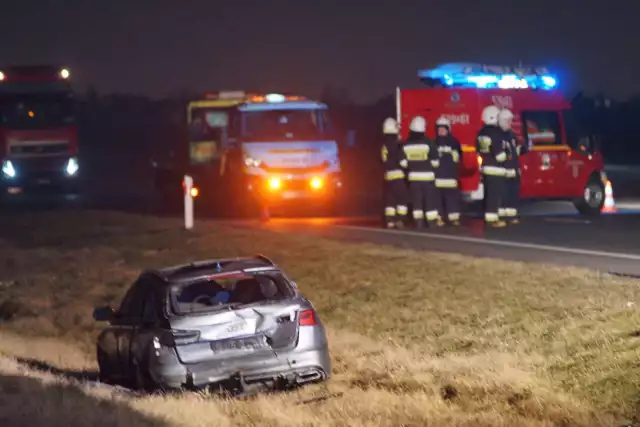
204, 90, 248, 100
418, 62, 557, 90
0, 65, 70, 82
247, 93, 307, 103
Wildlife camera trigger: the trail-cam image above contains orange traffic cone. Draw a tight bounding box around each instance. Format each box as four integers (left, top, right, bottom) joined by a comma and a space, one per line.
602, 180, 616, 213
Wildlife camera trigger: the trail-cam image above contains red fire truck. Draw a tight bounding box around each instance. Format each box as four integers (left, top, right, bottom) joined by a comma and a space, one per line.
397, 63, 607, 215
0, 65, 80, 200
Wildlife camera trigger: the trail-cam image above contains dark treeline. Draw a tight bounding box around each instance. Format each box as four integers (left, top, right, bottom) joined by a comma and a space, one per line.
74, 89, 640, 168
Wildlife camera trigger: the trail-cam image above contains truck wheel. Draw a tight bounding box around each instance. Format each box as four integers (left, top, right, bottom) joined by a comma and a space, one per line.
573, 176, 605, 216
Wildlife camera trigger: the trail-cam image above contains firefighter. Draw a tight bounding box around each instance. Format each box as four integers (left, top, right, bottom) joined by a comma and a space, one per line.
381, 117, 408, 228
434, 116, 462, 225
402, 116, 441, 229
476, 105, 508, 227
499, 108, 528, 224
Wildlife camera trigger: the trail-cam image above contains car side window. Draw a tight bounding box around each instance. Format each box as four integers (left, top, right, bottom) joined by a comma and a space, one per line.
117, 281, 146, 320
521, 111, 562, 147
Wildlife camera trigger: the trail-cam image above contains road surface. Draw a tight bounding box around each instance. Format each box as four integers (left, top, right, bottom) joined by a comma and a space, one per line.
234, 207, 640, 277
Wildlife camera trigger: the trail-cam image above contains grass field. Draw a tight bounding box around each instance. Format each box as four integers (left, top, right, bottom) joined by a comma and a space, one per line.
0, 210, 639, 426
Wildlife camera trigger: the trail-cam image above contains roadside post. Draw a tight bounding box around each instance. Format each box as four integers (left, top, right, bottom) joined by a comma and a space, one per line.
183, 175, 195, 230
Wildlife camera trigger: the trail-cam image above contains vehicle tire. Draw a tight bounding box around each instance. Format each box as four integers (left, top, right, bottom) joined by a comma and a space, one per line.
573, 175, 605, 216
97, 348, 113, 384
133, 360, 157, 393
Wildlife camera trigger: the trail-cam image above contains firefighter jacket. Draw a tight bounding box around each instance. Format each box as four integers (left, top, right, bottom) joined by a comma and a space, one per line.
502, 130, 529, 178
402, 131, 440, 182
381, 135, 407, 181
476, 125, 508, 176
435, 134, 461, 188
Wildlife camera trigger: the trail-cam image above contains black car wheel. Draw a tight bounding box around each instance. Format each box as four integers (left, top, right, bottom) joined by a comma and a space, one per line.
573, 175, 605, 216
97, 348, 113, 384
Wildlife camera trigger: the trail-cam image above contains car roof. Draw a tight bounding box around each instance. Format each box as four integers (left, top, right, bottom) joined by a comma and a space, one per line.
143, 255, 280, 286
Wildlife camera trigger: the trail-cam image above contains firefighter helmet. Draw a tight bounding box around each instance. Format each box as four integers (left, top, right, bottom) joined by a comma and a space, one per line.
382, 117, 398, 135
481, 105, 500, 126
409, 116, 426, 133
436, 116, 451, 129
498, 108, 514, 131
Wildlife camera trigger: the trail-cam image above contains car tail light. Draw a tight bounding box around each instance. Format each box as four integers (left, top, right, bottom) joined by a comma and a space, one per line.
156, 329, 200, 347
298, 309, 318, 326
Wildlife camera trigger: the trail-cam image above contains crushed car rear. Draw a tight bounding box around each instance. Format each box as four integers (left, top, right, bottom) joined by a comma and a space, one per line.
147, 271, 331, 391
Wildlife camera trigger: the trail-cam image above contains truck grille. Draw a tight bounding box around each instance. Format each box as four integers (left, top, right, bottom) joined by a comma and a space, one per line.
9, 142, 69, 156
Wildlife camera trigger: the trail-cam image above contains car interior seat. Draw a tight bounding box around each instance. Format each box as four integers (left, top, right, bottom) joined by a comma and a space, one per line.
229, 278, 264, 304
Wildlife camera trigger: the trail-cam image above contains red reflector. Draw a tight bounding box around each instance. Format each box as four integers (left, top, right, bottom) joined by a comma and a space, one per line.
298, 309, 317, 326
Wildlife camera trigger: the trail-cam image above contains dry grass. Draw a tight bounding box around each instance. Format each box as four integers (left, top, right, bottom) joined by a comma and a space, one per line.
0, 210, 639, 426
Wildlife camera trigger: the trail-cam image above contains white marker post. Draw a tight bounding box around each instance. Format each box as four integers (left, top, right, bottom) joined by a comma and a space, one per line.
183, 175, 194, 230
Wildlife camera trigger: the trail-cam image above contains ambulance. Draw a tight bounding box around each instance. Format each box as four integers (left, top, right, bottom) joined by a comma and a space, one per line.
396, 63, 607, 215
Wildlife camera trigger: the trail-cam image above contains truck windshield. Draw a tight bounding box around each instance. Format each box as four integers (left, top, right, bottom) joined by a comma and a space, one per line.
0, 92, 74, 130
188, 107, 236, 142
561, 110, 599, 153
241, 109, 332, 141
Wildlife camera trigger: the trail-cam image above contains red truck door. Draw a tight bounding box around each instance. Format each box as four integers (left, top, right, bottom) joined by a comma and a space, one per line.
519, 110, 572, 198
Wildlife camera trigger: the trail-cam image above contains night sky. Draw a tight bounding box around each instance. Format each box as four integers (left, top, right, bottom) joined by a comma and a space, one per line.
1, 0, 638, 103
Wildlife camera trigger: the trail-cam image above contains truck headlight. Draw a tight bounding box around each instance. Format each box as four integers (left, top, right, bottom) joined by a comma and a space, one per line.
2, 160, 16, 178
65, 157, 79, 176
244, 156, 262, 167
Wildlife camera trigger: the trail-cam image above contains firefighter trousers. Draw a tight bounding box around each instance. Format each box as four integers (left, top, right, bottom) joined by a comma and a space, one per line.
383, 178, 408, 223
483, 174, 506, 223
409, 180, 439, 225
435, 183, 461, 222
503, 174, 521, 219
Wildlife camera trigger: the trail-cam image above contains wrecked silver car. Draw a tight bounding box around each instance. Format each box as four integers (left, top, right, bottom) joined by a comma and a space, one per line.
93, 255, 331, 393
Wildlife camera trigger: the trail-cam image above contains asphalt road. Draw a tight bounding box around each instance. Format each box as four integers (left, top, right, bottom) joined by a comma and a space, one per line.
234, 204, 640, 277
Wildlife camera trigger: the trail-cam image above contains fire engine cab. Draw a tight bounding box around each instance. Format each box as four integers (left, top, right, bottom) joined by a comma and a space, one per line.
0, 65, 79, 200
396, 63, 607, 215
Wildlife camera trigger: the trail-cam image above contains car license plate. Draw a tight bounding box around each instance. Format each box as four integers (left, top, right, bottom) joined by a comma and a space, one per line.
37, 178, 51, 185
282, 190, 303, 199
211, 336, 265, 352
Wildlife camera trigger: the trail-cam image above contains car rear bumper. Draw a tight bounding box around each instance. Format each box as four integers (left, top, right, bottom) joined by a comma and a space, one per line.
148, 346, 331, 390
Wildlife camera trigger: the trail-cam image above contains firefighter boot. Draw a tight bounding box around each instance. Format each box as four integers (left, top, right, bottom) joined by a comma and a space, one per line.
451, 220, 461, 226
436, 217, 446, 227
510, 218, 520, 225
385, 220, 395, 229
395, 220, 405, 229
414, 218, 425, 230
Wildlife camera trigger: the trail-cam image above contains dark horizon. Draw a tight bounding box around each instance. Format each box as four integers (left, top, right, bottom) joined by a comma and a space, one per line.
1, 0, 639, 103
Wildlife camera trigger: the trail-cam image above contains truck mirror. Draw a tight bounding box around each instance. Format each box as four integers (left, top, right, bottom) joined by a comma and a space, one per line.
346, 129, 356, 147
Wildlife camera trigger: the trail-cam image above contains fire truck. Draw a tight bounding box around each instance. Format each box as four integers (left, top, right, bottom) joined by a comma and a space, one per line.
0, 65, 79, 200
153, 91, 343, 214
397, 63, 607, 215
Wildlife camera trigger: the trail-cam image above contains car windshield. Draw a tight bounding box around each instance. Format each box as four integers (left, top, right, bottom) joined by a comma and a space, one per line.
0, 92, 74, 130
241, 109, 331, 141
169, 272, 295, 315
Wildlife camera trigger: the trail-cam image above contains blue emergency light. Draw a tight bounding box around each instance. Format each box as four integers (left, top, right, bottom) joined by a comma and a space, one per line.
418, 63, 557, 90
